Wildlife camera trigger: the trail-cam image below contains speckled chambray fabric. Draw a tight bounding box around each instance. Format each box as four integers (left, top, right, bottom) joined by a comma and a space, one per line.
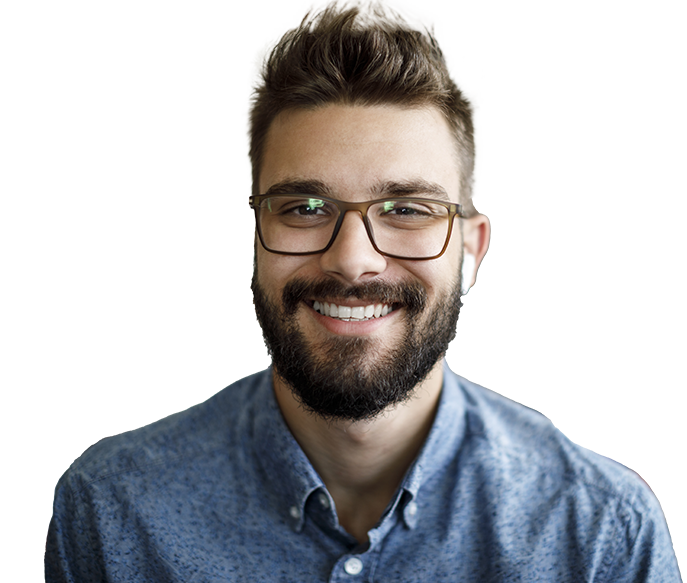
46, 365, 681, 582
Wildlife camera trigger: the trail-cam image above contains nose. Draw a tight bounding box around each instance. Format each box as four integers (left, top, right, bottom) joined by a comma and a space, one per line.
319, 211, 387, 282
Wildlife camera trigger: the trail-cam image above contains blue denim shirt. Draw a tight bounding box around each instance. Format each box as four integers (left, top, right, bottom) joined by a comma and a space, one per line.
46, 365, 681, 582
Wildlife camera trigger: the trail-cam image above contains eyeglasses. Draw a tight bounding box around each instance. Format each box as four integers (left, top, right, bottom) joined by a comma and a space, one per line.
249, 194, 464, 260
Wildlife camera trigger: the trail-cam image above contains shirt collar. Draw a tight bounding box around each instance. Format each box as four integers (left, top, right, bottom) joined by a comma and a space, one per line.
252, 368, 324, 533
251, 362, 467, 532
396, 361, 467, 529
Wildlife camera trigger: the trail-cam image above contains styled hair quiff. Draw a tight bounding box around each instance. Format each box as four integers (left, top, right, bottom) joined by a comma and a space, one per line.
249, 3, 477, 216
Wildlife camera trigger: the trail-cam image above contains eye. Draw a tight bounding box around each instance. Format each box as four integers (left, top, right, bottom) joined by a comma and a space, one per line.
265, 197, 331, 215
378, 200, 438, 217
264, 197, 337, 229
384, 205, 428, 216
290, 200, 327, 215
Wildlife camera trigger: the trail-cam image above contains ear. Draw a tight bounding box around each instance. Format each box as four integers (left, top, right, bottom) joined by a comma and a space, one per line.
461, 214, 491, 293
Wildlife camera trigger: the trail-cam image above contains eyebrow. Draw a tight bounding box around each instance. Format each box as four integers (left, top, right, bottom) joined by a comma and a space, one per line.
264, 179, 333, 197
373, 180, 451, 201
263, 178, 451, 201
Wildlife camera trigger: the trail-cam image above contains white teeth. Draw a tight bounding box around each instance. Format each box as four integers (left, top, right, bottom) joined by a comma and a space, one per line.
312, 301, 393, 320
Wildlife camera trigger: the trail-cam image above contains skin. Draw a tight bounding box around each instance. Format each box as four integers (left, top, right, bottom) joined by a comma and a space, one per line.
256, 104, 490, 544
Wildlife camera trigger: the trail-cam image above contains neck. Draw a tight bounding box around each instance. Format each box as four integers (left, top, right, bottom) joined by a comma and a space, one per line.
273, 359, 444, 544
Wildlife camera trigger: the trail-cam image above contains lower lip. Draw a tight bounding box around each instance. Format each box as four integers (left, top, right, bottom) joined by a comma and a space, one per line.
306, 302, 400, 335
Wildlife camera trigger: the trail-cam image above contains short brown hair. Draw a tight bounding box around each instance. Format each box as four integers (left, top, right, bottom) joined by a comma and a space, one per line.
249, 3, 477, 215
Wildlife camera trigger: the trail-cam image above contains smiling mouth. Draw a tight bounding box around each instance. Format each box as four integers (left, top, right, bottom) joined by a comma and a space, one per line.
311, 300, 395, 321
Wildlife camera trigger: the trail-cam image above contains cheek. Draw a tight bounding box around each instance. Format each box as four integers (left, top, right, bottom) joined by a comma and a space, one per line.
255, 247, 281, 294
416, 263, 457, 293
398, 264, 451, 303
255, 248, 316, 295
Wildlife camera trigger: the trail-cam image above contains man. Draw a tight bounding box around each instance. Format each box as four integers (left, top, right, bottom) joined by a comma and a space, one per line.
46, 5, 681, 581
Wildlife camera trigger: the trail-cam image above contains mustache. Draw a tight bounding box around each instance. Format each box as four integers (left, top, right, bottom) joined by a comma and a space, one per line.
281, 277, 428, 317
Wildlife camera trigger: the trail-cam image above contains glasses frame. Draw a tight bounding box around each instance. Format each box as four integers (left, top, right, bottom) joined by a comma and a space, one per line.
249, 193, 465, 260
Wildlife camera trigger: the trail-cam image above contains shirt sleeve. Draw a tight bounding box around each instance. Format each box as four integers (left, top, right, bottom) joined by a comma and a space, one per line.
600, 491, 682, 582
45, 474, 105, 583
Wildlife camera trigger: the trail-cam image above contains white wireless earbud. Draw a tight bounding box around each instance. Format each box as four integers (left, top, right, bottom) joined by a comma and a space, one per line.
460, 252, 476, 295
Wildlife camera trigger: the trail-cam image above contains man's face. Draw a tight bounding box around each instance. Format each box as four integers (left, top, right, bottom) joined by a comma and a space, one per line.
253, 104, 464, 420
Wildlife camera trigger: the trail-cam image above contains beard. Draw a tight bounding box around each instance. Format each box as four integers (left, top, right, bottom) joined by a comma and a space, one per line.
251, 272, 462, 422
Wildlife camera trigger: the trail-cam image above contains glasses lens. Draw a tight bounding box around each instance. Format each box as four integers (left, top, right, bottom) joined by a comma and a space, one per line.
255, 195, 452, 259
368, 199, 450, 258
257, 196, 339, 254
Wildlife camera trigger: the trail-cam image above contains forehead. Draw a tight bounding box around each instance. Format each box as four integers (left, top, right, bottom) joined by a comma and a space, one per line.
259, 104, 461, 202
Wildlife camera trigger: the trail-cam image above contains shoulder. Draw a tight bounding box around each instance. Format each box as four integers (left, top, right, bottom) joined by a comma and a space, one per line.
447, 370, 680, 579
59, 369, 271, 494
457, 377, 662, 521
46, 369, 275, 580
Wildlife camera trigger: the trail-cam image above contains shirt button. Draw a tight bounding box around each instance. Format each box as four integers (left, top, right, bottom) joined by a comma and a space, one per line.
289, 506, 301, 520
318, 492, 330, 509
344, 557, 363, 576
407, 501, 418, 516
